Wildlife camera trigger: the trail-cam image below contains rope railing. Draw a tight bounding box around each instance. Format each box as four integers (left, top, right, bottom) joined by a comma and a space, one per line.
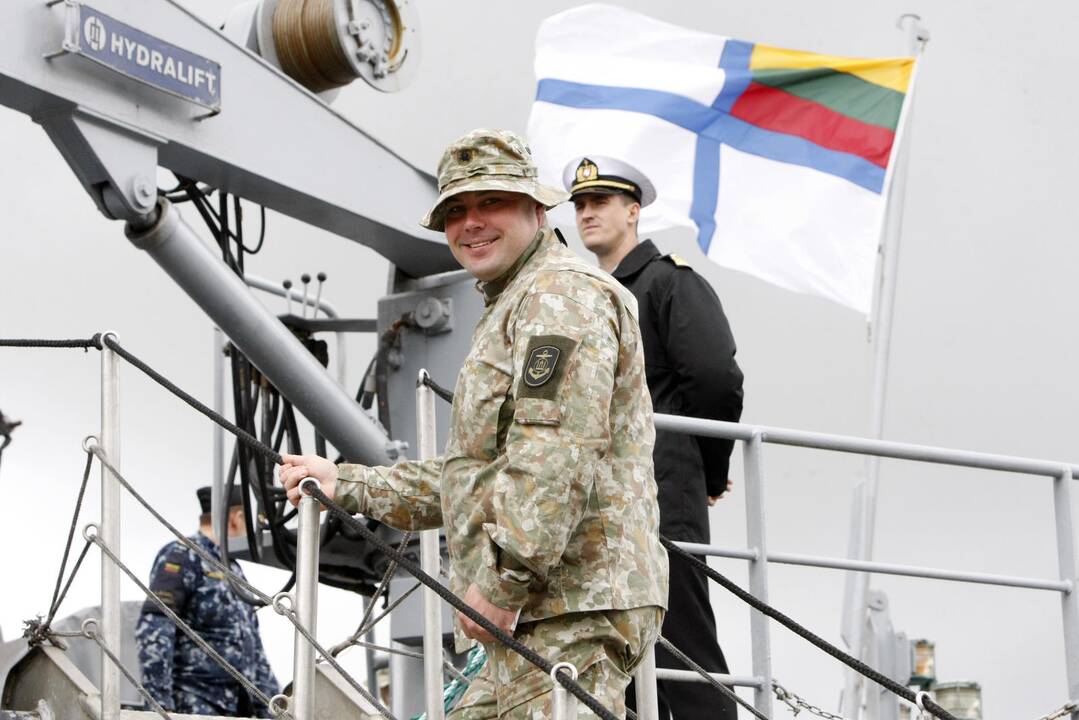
304, 482, 622, 720
42, 442, 395, 719
655, 636, 767, 720
0, 335, 1009, 720
660, 538, 958, 720
0, 336, 102, 350
416, 373, 962, 720
268, 595, 397, 720
88, 445, 274, 607
84, 336, 625, 720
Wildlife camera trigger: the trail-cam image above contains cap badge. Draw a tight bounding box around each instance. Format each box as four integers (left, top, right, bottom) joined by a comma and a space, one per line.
575, 158, 599, 184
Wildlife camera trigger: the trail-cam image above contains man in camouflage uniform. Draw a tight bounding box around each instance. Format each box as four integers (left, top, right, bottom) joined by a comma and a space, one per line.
136, 486, 279, 716
281, 128, 668, 719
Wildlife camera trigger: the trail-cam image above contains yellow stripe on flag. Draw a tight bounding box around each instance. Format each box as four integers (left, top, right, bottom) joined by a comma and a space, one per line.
750, 44, 914, 94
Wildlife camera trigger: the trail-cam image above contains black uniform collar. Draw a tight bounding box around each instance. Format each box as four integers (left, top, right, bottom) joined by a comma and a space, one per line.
612, 239, 661, 280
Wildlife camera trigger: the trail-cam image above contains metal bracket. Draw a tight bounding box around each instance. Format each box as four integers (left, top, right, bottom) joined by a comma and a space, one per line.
412, 297, 453, 335
34, 107, 163, 221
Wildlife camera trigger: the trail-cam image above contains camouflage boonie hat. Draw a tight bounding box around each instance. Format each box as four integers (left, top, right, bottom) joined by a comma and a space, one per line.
421, 128, 570, 231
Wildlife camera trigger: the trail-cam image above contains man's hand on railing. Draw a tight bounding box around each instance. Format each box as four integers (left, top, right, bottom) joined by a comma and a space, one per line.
280, 453, 339, 507
708, 478, 735, 506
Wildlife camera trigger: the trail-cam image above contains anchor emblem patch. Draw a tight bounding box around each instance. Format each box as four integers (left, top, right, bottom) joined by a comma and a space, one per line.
524, 345, 560, 387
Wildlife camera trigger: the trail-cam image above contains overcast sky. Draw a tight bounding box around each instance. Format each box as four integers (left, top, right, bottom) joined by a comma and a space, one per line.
2, 1, 1078, 717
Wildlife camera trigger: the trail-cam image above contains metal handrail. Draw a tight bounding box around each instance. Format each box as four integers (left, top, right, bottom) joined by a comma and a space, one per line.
394, 382, 1079, 716
654, 414, 1079, 478
674, 541, 1072, 593
653, 412, 1079, 718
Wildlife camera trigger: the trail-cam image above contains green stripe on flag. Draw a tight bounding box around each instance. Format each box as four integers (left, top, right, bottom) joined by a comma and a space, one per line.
752, 67, 905, 131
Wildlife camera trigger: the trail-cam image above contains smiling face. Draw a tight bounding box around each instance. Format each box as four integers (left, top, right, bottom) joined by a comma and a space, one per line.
442, 190, 545, 281
574, 192, 639, 260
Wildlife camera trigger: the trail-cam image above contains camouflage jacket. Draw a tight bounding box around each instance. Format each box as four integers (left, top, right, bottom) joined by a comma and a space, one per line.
135, 533, 278, 716
337, 228, 668, 630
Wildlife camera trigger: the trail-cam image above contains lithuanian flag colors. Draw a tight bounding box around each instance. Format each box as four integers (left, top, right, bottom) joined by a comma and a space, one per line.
730, 43, 915, 170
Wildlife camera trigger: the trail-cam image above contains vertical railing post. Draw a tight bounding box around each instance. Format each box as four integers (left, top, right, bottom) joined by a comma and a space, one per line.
632, 644, 660, 720
743, 430, 774, 716
99, 331, 121, 720
551, 663, 579, 720
1053, 467, 1079, 715
292, 480, 322, 718
211, 326, 227, 546
417, 370, 444, 720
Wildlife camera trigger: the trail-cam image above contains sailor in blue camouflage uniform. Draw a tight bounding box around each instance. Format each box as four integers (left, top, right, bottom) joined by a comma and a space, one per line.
136, 486, 279, 717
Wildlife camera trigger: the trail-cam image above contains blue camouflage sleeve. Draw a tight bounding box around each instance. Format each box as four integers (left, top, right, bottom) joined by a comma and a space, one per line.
135, 544, 195, 710
251, 615, 279, 718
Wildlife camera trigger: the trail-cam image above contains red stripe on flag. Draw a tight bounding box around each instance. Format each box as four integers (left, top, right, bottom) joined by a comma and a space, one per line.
730, 82, 895, 168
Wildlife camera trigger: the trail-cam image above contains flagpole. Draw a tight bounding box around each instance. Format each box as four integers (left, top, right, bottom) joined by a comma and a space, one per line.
840, 14, 928, 718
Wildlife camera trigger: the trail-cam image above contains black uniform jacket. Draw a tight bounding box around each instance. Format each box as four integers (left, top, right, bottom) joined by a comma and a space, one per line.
613, 240, 744, 542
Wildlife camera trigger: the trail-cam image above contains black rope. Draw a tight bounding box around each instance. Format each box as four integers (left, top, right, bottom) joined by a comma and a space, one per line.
304, 485, 620, 720
100, 335, 282, 467
418, 374, 455, 405
40, 338, 939, 718
655, 636, 768, 720
660, 539, 958, 720
0, 336, 101, 349
418, 375, 948, 719
81, 337, 614, 717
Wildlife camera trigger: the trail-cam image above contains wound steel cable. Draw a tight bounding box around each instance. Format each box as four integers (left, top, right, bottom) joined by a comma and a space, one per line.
82, 623, 174, 719
272, 0, 354, 93
90, 446, 272, 607
333, 527, 414, 656
46, 450, 94, 625
273, 601, 398, 720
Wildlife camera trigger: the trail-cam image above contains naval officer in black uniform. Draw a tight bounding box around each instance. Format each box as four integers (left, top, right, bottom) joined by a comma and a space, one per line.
565, 156, 744, 720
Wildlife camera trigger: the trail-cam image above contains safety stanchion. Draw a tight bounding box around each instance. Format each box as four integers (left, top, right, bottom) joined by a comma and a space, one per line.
417, 370, 445, 720
632, 645, 660, 720
292, 477, 322, 719
551, 663, 579, 720
98, 331, 121, 720
6, 336, 977, 720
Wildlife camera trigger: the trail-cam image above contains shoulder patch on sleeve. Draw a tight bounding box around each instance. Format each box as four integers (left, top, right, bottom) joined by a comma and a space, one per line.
664, 253, 692, 268
517, 335, 578, 401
